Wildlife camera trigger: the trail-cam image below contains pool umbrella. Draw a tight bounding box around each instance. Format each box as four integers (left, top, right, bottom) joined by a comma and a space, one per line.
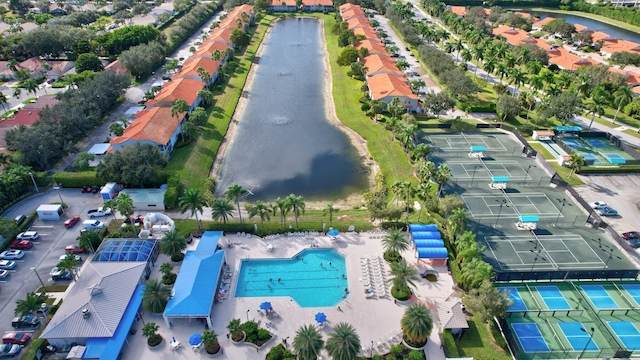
328, 229, 339, 237
260, 301, 273, 311
315, 312, 327, 323
189, 333, 202, 346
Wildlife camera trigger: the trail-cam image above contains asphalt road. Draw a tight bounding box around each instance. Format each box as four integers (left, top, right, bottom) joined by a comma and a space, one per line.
0, 189, 104, 338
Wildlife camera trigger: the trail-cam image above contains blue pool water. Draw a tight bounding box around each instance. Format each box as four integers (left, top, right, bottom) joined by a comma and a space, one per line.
234, 249, 348, 307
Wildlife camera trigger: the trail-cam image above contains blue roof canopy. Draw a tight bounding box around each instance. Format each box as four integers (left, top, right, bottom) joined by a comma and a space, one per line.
492, 176, 509, 183
555, 126, 582, 132
83, 284, 145, 360
412, 231, 442, 240
470, 145, 486, 152
409, 224, 438, 232
195, 231, 223, 254
417, 247, 448, 259
518, 215, 539, 222
414, 239, 445, 248
95, 239, 155, 262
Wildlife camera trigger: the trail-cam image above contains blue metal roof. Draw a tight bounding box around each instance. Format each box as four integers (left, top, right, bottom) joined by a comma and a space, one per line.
95, 239, 155, 262
83, 284, 145, 360
414, 239, 445, 248
518, 215, 539, 222
411, 231, 442, 240
470, 145, 486, 152
163, 250, 224, 317
492, 176, 509, 183
196, 231, 222, 254
417, 247, 448, 259
555, 126, 582, 132
409, 224, 438, 232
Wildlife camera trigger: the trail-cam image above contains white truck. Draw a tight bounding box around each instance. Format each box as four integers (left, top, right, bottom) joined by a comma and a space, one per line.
87, 207, 112, 218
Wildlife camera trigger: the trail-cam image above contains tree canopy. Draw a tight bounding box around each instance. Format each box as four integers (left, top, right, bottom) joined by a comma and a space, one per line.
96, 143, 168, 187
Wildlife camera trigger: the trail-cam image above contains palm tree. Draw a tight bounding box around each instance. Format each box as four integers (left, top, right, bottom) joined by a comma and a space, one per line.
415, 160, 436, 184
448, 208, 468, 238
272, 197, 289, 227
196, 67, 211, 84
197, 89, 213, 107
160, 230, 187, 258
211, 198, 234, 224
142, 279, 171, 313
323, 202, 339, 227
389, 260, 419, 292
460, 48, 472, 63
568, 153, 585, 179
587, 96, 607, 129
285, 194, 305, 229
57, 254, 80, 281
400, 303, 433, 345
292, 324, 324, 360
12, 87, 21, 100
325, 323, 361, 360
0, 93, 8, 113
508, 68, 527, 95
15, 292, 47, 316
248, 200, 271, 228
525, 60, 542, 75
23, 79, 38, 97
225, 183, 247, 223
202, 330, 220, 354
434, 164, 452, 198
171, 99, 189, 124
181, 121, 196, 140
179, 188, 208, 230
528, 75, 544, 94
212, 49, 223, 62
381, 228, 410, 258
142, 322, 162, 346
613, 86, 633, 123
411, 143, 431, 163
482, 57, 496, 80
414, 182, 431, 222
116, 193, 135, 234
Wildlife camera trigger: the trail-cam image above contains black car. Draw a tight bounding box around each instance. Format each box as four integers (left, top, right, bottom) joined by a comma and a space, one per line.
11, 315, 40, 329
81, 185, 91, 193
91, 185, 100, 194
14, 215, 26, 227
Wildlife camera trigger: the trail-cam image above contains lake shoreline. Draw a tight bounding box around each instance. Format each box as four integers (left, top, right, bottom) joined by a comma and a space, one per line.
514, 7, 640, 36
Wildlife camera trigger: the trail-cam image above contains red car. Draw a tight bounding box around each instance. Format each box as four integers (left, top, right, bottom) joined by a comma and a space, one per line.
64, 216, 81, 228
2, 332, 31, 345
9, 240, 32, 250
622, 231, 640, 240
65, 244, 86, 254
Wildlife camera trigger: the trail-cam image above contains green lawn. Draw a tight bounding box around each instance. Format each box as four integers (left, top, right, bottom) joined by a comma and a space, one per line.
528, 141, 555, 160
622, 128, 640, 139
165, 15, 274, 190
456, 314, 511, 360
527, 142, 585, 185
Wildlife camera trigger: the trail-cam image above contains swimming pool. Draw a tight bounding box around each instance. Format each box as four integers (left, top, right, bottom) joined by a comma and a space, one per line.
234, 249, 348, 307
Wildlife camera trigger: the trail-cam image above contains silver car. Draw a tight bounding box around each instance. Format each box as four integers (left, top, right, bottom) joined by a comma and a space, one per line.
0, 250, 24, 260
0, 343, 20, 358
0, 261, 16, 270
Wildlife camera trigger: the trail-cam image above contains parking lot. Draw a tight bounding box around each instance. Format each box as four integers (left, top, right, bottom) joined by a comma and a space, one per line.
0, 189, 105, 338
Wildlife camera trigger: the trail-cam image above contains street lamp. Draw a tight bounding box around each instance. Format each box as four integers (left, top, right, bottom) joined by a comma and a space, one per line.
28, 172, 39, 192
495, 199, 509, 227
522, 164, 536, 186
54, 183, 64, 208
530, 249, 543, 272
30, 267, 46, 294
246, 309, 250, 321
470, 165, 482, 187
554, 199, 567, 227
577, 327, 595, 359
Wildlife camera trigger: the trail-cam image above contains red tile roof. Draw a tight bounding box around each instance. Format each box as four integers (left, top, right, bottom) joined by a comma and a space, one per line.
368, 73, 418, 100
145, 78, 204, 107
346, 17, 369, 30
172, 57, 220, 81
270, 0, 297, 5
339, 3, 360, 13
194, 41, 231, 58
574, 24, 593, 33
533, 17, 555, 29
207, 27, 234, 45
592, 31, 617, 43
355, 39, 387, 55
547, 47, 598, 70
110, 107, 179, 145
362, 54, 402, 76
353, 27, 380, 40
449, 6, 467, 16
601, 40, 640, 54
608, 67, 640, 85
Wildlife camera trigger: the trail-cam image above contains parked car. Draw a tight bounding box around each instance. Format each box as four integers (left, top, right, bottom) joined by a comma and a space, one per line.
0, 343, 21, 358
14, 215, 26, 227
65, 245, 86, 254
81, 185, 94, 193
49, 268, 72, 281
2, 332, 31, 345
16, 231, 39, 241
91, 185, 100, 194
87, 207, 111, 218
82, 220, 106, 231
59, 254, 81, 262
628, 239, 640, 249
622, 231, 640, 240
9, 240, 32, 250
0, 270, 8, 279
64, 216, 81, 228
596, 207, 619, 216
0, 261, 16, 270
589, 201, 609, 209
11, 315, 39, 329
0, 251, 24, 260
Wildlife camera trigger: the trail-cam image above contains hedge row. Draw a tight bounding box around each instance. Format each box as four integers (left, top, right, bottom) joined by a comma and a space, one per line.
578, 166, 640, 174
571, 1, 640, 28
53, 170, 170, 188
443, 0, 559, 6
442, 329, 459, 358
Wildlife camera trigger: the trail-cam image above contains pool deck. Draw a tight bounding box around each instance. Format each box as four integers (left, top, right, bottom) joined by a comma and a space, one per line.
119, 232, 454, 360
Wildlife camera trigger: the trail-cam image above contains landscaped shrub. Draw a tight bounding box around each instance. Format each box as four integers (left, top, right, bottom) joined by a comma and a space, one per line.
408, 350, 425, 360
53, 171, 101, 188
171, 252, 185, 262
164, 186, 178, 209
391, 285, 411, 301
372, 355, 384, 360
381, 221, 405, 230
390, 344, 403, 356
384, 250, 402, 263
442, 329, 459, 357
257, 328, 270, 342
266, 344, 295, 360
162, 272, 177, 285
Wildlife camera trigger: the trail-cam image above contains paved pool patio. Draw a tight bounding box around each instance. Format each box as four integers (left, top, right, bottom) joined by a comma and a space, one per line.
119, 231, 454, 360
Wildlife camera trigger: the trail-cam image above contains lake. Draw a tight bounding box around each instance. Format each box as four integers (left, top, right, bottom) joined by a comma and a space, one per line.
533, 11, 640, 43
216, 17, 369, 201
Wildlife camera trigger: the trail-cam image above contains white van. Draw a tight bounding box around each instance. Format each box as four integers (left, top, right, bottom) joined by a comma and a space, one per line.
82, 220, 105, 231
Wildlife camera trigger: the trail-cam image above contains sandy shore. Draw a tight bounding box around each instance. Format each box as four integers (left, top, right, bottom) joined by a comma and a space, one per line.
210, 17, 378, 210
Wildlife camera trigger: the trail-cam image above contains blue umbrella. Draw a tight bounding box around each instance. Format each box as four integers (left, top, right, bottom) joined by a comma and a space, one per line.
260, 301, 273, 311
189, 333, 202, 346
315, 312, 327, 323
328, 229, 339, 237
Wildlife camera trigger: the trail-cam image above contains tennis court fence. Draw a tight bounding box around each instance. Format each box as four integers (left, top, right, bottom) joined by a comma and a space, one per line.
506, 309, 585, 318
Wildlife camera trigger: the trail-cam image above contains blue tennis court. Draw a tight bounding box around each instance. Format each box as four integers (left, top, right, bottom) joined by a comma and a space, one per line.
536, 286, 571, 310
503, 287, 527, 311
603, 153, 627, 164
580, 153, 599, 163
581, 285, 619, 309
512, 323, 550, 353
558, 322, 598, 351
586, 139, 607, 148
608, 322, 640, 351
622, 284, 640, 306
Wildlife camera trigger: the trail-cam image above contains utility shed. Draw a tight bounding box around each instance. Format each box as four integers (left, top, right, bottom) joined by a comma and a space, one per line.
119, 189, 166, 211
37, 204, 63, 220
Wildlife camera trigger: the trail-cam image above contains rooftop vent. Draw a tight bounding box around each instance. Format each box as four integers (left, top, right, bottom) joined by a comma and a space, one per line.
82, 308, 91, 319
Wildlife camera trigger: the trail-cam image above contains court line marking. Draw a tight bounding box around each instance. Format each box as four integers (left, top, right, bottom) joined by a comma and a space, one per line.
463, 194, 560, 218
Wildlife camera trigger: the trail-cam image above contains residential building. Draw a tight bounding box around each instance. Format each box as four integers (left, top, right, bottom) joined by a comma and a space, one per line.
362, 54, 402, 77
302, 0, 333, 11
532, 16, 556, 31
110, 107, 183, 154
269, 0, 297, 12
145, 77, 204, 109
368, 73, 420, 112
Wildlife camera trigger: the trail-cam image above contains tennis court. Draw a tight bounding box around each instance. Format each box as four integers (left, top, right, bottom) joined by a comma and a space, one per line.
622, 284, 640, 306
581, 285, 620, 309
512, 323, 551, 353
558, 136, 634, 165
558, 322, 599, 351
462, 193, 560, 219
448, 161, 531, 180
536, 286, 571, 310
608, 322, 640, 350
427, 133, 507, 152
504, 287, 528, 311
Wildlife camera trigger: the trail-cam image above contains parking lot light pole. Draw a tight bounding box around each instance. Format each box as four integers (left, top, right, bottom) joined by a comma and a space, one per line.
30, 267, 47, 294
530, 249, 543, 272
29, 172, 39, 192
495, 200, 509, 227
54, 183, 64, 207
577, 327, 595, 359
554, 199, 567, 227
471, 165, 482, 187
523, 164, 536, 186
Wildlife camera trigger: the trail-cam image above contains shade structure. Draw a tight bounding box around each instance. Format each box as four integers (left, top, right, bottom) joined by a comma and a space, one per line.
518, 215, 539, 223
409, 224, 438, 232
260, 302, 273, 311
411, 231, 441, 240
414, 239, 445, 248
492, 176, 509, 183
189, 334, 202, 346
315, 312, 327, 323
417, 247, 448, 259
328, 229, 339, 237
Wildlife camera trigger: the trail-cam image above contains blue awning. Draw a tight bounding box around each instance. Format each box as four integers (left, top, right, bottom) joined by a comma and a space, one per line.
518, 215, 539, 223
555, 126, 582, 132
83, 284, 145, 360
409, 224, 438, 232
414, 239, 445, 248
417, 247, 448, 259
411, 231, 442, 240
470, 145, 486, 152
195, 231, 223, 254
492, 176, 509, 183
